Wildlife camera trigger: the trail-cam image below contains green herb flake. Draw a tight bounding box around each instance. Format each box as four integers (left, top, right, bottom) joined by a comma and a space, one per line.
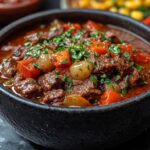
123, 52, 131, 60
115, 75, 121, 81
33, 63, 40, 69
24, 42, 32, 47
90, 74, 98, 84
62, 75, 73, 91
101, 32, 106, 41
121, 89, 128, 95
108, 45, 121, 54
43, 48, 49, 54
144, 81, 148, 85
54, 70, 60, 79
94, 51, 99, 57
61, 59, 68, 65
135, 65, 142, 72
91, 30, 100, 38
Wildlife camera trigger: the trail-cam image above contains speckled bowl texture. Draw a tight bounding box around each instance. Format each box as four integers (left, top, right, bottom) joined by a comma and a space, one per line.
0, 10, 150, 150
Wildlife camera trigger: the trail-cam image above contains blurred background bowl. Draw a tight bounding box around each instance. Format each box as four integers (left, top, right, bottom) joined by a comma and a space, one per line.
0, 0, 43, 24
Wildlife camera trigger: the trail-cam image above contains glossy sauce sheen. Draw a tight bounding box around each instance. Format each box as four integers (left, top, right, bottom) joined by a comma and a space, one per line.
0, 20, 150, 107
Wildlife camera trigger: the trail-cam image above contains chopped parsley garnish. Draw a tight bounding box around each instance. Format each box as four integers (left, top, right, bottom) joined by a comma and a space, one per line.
61, 59, 68, 65
115, 75, 121, 81
135, 65, 142, 72
24, 42, 32, 47
123, 52, 131, 60
91, 30, 100, 38
101, 32, 107, 41
26, 44, 42, 57
62, 75, 73, 91
121, 89, 128, 95
43, 48, 49, 54
108, 45, 121, 54
33, 63, 40, 69
100, 74, 111, 84
90, 74, 98, 84
54, 70, 60, 79
69, 45, 89, 61
42, 40, 49, 45
94, 51, 99, 57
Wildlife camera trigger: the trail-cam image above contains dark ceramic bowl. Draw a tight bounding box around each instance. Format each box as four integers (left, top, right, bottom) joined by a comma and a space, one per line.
0, 9, 150, 150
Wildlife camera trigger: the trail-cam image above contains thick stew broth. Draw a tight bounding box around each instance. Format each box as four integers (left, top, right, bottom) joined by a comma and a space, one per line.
0, 20, 150, 107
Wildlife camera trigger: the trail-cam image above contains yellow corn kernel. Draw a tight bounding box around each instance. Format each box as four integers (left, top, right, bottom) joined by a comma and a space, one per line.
125, 1, 142, 10
144, 0, 150, 7
79, 0, 90, 8
104, 1, 114, 9
109, 7, 118, 13
118, 8, 130, 16
116, 0, 125, 7
130, 11, 144, 20
91, 0, 108, 10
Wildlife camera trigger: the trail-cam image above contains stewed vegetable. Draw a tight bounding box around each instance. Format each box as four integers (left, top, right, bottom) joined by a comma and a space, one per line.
0, 19, 150, 107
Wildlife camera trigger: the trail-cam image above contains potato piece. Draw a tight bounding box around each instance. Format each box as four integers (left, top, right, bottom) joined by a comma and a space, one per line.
64, 95, 91, 107
37, 54, 55, 73
70, 60, 93, 80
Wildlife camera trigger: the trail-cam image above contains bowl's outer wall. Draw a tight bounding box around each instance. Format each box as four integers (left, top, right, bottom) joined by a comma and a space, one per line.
0, 10, 150, 150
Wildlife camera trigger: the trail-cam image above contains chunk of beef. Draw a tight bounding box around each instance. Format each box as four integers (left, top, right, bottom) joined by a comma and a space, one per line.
114, 55, 132, 76
38, 71, 62, 91
43, 89, 65, 103
105, 31, 121, 43
14, 78, 42, 98
71, 79, 101, 100
93, 54, 116, 74
93, 54, 131, 76
39, 27, 64, 41
129, 69, 142, 86
25, 33, 39, 45
0, 58, 16, 79
12, 46, 27, 61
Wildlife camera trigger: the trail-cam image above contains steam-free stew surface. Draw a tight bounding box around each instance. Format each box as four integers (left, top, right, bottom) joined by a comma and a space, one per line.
0, 20, 150, 107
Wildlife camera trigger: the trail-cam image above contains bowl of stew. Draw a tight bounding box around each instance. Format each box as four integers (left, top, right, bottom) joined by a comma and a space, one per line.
0, 0, 42, 24
0, 9, 150, 150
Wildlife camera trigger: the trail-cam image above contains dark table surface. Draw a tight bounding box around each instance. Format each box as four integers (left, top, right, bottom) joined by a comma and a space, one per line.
0, 0, 150, 150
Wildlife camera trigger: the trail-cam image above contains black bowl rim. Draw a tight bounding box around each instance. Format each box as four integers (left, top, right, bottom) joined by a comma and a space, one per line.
0, 9, 150, 113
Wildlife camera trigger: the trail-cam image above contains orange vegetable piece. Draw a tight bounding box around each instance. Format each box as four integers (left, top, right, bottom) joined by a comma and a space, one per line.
100, 89, 122, 105
86, 20, 102, 30
64, 23, 81, 31
134, 52, 150, 64
90, 41, 110, 55
17, 58, 41, 79
53, 50, 72, 68
143, 17, 150, 26
120, 44, 133, 59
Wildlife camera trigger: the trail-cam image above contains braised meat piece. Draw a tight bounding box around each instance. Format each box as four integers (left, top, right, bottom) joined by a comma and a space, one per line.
71, 79, 101, 100
43, 89, 65, 103
38, 71, 62, 91
0, 58, 16, 79
14, 78, 42, 98
129, 69, 142, 86
93, 54, 131, 76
